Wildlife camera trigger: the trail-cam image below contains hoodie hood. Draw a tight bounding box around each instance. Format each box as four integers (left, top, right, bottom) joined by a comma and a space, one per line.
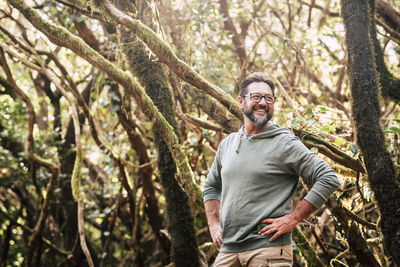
236, 123, 292, 153
238, 123, 292, 139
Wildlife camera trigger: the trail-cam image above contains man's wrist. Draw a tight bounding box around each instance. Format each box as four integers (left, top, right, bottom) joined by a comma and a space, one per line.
208, 221, 220, 227
288, 212, 302, 224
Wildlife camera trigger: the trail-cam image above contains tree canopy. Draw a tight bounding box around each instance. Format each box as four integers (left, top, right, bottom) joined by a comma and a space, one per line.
0, 0, 399, 266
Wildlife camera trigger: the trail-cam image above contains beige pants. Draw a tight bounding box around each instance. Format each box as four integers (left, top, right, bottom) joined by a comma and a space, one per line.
213, 244, 292, 267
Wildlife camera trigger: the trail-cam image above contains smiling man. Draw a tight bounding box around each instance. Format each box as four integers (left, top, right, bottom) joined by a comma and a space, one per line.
202, 72, 340, 266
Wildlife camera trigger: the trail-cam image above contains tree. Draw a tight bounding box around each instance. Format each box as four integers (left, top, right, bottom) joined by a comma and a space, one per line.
342, 0, 400, 263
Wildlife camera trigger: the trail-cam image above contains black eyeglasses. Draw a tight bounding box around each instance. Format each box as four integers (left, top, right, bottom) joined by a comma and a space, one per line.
243, 93, 276, 104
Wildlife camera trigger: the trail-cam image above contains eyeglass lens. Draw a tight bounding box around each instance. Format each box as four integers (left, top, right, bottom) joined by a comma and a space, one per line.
250, 94, 274, 103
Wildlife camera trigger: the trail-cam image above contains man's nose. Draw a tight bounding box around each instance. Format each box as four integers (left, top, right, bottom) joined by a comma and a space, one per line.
258, 97, 268, 105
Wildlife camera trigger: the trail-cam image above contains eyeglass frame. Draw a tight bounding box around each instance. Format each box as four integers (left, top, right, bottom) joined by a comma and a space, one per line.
243, 93, 276, 104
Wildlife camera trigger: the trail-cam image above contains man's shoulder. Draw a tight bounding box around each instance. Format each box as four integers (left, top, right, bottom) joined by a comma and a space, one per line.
220, 132, 240, 146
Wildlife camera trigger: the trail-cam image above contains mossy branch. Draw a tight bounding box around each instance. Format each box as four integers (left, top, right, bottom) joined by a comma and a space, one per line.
292, 226, 325, 267
179, 113, 226, 133
2, 37, 94, 264
293, 129, 365, 173
369, 0, 400, 102
341, 205, 378, 231
183, 84, 242, 133
91, 0, 243, 121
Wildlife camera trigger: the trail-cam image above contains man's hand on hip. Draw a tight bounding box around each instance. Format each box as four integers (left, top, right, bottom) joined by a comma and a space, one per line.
258, 200, 316, 242
209, 223, 223, 248
258, 214, 299, 242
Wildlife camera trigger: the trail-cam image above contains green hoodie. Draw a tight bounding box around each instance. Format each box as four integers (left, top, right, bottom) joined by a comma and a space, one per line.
203, 123, 339, 252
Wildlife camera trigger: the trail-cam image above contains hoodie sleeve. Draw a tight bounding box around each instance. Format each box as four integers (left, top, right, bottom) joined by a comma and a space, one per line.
202, 142, 224, 202
282, 135, 340, 209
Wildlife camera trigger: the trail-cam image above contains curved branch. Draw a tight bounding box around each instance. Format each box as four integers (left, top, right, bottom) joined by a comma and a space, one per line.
369, 2, 400, 102
376, 0, 400, 41
44, 63, 94, 267
219, 0, 247, 65
292, 226, 325, 267
91, 0, 243, 121
341, 205, 378, 231
293, 129, 365, 173
375, 16, 400, 45
183, 85, 241, 133
329, 201, 381, 267
179, 113, 226, 133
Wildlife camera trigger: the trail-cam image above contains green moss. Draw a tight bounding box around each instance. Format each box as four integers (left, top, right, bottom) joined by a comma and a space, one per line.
292, 227, 324, 267
342, 0, 400, 262
71, 147, 83, 202
118, 25, 201, 265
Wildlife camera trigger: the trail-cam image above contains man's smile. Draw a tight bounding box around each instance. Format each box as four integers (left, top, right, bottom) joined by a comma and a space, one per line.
253, 107, 268, 115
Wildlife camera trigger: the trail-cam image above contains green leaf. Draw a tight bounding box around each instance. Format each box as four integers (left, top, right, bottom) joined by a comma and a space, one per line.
385, 126, 400, 133
319, 106, 329, 113
304, 108, 313, 115
310, 147, 318, 153
334, 137, 346, 146
320, 124, 335, 133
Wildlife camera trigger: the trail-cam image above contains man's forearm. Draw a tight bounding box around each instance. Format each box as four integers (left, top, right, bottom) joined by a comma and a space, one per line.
205, 199, 221, 226
290, 199, 317, 223
205, 199, 223, 248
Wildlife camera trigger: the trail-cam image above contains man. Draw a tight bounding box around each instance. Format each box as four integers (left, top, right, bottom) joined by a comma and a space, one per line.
202, 72, 340, 266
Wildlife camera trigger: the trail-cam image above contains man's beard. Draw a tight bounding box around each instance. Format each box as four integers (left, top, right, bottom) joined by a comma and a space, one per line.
243, 105, 272, 127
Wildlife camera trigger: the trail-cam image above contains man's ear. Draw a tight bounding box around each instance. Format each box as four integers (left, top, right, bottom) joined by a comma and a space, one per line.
237, 96, 244, 108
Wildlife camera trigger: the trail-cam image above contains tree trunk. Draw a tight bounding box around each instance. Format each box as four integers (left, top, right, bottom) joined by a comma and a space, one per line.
116, 1, 200, 265
341, 0, 400, 264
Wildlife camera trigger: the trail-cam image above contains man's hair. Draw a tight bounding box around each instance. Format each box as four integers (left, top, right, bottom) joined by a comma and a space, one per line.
239, 72, 275, 97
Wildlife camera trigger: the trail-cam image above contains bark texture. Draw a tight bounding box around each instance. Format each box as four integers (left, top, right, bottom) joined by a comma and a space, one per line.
116, 1, 200, 265
341, 0, 400, 264
369, 0, 400, 102
118, 35, 200, 266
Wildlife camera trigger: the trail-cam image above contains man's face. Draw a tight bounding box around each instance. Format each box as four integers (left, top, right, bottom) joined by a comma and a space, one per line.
238, 82, 274, 127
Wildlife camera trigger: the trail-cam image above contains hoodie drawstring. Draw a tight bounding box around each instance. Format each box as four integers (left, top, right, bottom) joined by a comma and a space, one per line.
236, 135, 243, 153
